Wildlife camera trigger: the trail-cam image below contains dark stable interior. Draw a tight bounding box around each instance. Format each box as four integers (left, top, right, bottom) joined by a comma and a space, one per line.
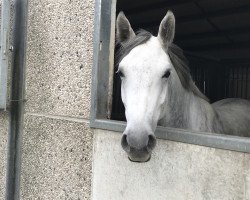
112, 0, 250, 121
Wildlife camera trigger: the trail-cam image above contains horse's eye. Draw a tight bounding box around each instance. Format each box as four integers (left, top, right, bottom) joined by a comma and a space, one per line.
117, 70, 125, 78
162, 70, 171, 79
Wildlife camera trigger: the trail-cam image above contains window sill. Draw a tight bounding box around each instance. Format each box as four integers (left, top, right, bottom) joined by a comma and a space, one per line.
90, 118, 250, 153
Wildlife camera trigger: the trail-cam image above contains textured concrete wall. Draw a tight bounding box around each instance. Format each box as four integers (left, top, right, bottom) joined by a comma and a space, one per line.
0, 111, 8, 199
21, 116, 92, 199
20, 0, 94, 199
92, 130, 250, 200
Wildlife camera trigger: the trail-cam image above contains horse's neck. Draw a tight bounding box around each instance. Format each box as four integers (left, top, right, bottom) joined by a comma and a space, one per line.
185, 93, 218, 132
160, 78, 220, 132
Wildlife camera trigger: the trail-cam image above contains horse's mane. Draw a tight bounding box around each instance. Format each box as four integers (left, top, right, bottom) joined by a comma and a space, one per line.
168, 43, 209, 101
115, 30, 209, 102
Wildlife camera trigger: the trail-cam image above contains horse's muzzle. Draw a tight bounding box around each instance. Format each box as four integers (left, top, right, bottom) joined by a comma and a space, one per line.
121, 134, 156, 162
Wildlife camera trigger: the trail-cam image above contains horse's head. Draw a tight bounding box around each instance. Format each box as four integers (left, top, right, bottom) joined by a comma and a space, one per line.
116, 11, 176, 162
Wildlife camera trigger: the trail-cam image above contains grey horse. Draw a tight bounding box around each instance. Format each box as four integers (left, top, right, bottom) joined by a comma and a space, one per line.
115, 11, 250, 162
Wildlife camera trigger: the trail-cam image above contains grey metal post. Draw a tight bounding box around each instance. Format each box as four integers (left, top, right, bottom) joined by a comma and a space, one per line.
6, 0, 28, 199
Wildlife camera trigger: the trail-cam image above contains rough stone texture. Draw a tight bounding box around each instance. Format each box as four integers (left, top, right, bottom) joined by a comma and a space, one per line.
20, 115, 93, 200
92, 130, 250, 200
25, 0, 94, 119
0, 111, 8, 199
20, 0, 95, 198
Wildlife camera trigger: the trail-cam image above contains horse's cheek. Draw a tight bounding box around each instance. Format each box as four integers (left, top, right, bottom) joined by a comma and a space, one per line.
158, 85, 168, 114
121, 82, 127, 107
159, 84, 168, 105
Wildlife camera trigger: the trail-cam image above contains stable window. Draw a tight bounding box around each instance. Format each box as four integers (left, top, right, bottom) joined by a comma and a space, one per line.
90, 0, 250, 152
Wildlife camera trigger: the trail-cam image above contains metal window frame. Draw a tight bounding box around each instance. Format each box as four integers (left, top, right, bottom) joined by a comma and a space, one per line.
0, 0, 11, 110
90, 0, 250, 153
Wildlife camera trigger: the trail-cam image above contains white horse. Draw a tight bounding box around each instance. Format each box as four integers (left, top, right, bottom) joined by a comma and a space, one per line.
116, 11, 250, 162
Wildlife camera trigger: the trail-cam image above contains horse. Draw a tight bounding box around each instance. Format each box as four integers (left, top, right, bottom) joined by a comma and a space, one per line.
115, 11, 250, 162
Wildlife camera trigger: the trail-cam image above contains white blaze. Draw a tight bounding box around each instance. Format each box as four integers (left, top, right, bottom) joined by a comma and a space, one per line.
119, 36, 172, 132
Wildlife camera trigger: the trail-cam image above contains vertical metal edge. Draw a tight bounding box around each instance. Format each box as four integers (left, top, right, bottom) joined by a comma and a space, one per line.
97, 0, 113, 119
5, 0, 28, 199
90, 0, 102, 126
107, 0, 117, 119
90, 0, 116, 125
0, 0, 11, 110
90, 0, 103, 198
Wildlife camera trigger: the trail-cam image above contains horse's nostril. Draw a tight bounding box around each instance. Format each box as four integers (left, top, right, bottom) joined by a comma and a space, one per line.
147, 134, 156, 152
121, 133, 156, 154
121, 134, 130, 152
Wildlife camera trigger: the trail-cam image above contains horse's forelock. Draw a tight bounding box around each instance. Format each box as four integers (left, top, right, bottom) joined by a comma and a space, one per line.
115, 30, 152, 68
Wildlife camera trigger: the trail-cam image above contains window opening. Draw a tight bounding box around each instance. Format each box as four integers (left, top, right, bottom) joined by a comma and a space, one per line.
112, 0, 250, 126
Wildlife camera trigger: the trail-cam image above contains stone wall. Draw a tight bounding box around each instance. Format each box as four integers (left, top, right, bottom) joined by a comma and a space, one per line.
20, 0, 94, 199
0, 111, 8, 199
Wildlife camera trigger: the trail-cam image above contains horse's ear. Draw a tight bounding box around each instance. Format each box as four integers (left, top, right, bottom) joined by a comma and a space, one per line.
116, 12, 135, 44
157, 11, 175, 47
